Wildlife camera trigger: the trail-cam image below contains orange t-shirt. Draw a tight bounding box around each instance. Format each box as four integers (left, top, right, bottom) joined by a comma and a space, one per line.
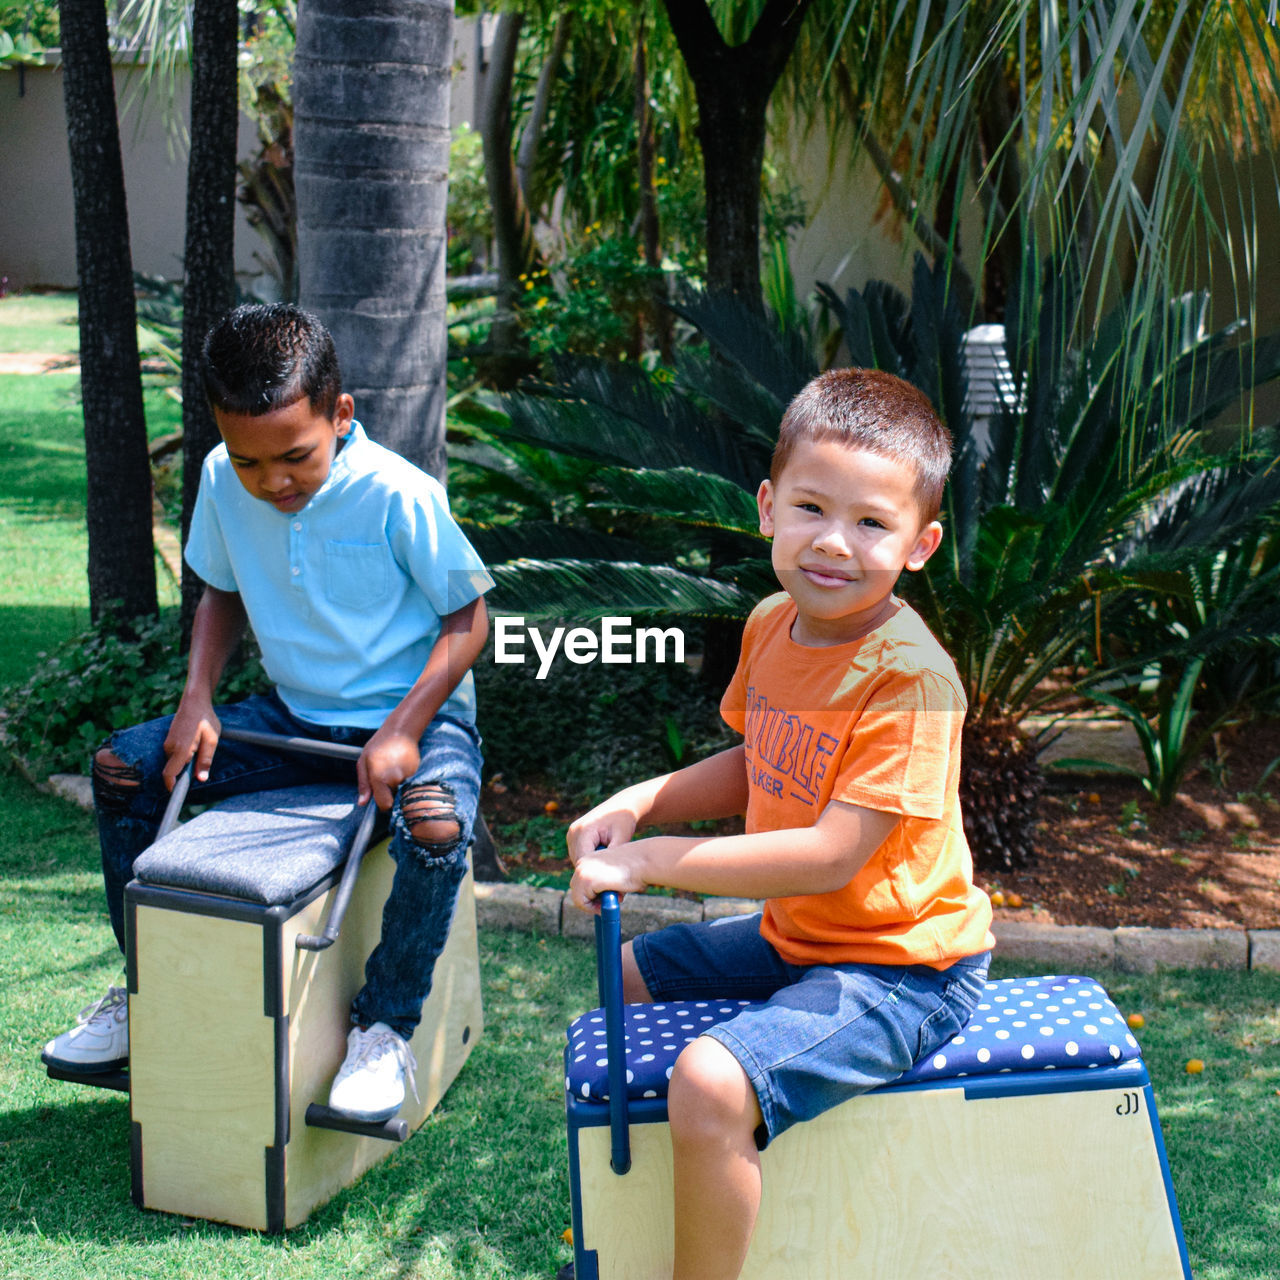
720, 592, 994, 969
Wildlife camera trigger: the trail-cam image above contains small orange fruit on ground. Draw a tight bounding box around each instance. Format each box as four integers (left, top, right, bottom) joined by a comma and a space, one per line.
544, 800, 560, 814
1127, 1013, 1145, 1030
1086, 792, 1101, 804
1006, 892, 1023, 908
562, 1228, 574, 1245
1185, 1058, 1205, 1075
989, 890, 1005, 907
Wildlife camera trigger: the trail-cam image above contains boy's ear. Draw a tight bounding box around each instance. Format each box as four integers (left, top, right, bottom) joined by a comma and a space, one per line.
905, 520, 943, 571
334, 393, 356, 436
757, 479, 775, 536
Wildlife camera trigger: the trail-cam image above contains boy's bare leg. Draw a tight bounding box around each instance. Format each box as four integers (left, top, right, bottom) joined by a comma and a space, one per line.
619, 937, 761, 1277
667, 1037, 763, 1280
620, 939, 652, 1002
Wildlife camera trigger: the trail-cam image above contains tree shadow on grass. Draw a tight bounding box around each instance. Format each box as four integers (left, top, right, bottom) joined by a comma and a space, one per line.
0, 1093, 148, 1242
14, 940, 127, 989
1, 932, 594, 1274
0, 436, 88, 517
0, 603, 93, 690
0, 1093, 301, 1251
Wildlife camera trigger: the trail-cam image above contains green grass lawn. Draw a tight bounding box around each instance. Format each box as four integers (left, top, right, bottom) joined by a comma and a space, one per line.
0, 294, 181, 688
1, 294, 1276, 1276
0, 769, 1277, 1278
0, 773, 586, 1279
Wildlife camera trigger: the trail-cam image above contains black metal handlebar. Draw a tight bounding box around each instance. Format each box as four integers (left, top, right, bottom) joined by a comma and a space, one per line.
154, 727, 377, 952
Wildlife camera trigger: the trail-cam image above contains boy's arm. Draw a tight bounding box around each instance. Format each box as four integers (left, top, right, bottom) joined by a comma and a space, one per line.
566, 745, 750, 860
567, 799, 898, 912
162, 585, 248, 788
358, 595, 489, 810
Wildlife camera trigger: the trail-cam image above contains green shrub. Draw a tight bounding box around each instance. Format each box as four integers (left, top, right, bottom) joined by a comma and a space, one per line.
1, 607, 729, 799
518, 236, 670, 363
472, 630, 734, 801
1, 612, 268, 778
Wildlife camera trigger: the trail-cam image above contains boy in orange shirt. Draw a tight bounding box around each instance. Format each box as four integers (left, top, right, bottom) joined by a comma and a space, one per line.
567, 368, 994, 1280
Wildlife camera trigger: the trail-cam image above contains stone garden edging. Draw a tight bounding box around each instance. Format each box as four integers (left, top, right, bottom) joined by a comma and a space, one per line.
473, 881, 1280, 974
45, 773, 1280, 974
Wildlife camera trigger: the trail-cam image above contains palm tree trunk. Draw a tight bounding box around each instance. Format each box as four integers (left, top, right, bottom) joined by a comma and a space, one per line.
59, 0, 158, 622
180, 0, 240, 643
294, 0, 454, 479
515, 12, 572, 201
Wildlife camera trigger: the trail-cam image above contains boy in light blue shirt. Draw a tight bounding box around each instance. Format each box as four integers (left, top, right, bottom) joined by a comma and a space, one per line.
44, 304, 492, 1121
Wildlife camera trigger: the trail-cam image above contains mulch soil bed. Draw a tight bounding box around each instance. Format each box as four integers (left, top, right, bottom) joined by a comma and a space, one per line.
485, 719, 1280, 933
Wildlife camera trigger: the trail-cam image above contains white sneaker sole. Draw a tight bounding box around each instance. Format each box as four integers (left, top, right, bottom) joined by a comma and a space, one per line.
41, 1048, 129, 1074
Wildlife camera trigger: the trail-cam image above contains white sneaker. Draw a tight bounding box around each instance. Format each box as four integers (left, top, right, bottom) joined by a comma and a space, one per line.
42, 985, 129, 1072
327, 1022, 418, 1122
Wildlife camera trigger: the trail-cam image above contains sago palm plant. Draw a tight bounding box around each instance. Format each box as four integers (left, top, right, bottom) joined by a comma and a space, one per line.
827, 251, 1280, 864
459, 255, 1280, 869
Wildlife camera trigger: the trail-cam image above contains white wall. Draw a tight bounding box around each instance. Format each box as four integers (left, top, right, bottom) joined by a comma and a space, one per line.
0, 57, 260, 292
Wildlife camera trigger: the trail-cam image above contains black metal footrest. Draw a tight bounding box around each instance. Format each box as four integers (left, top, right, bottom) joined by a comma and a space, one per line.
304, 1102, 409, 1142
42, 1057, 130, 1093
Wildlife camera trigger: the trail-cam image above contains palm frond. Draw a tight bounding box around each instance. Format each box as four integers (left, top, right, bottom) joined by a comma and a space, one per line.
462, 522, 659, 566
485, 559, 756, 621
507, 359, 764, 489
587, 465, 766, 539
667, 287, 819, 409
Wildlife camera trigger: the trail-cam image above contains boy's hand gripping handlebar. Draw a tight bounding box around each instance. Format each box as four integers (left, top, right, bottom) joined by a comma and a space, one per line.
156, 728, 379, 952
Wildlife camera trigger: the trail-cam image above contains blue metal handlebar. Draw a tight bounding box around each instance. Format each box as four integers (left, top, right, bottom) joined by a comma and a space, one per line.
594, 891, 631, 1175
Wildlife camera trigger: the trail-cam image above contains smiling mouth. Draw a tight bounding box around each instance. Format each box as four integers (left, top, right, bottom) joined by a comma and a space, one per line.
800, 565, 857, 586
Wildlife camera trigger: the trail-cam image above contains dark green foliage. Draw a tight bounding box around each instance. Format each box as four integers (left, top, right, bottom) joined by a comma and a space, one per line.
472, 633, 733, 799
1, 612, 268, 778
462, 249, 1280, 868
835, 253, 1280, 729
517, 238, 671, 362
456, 286, 820, 633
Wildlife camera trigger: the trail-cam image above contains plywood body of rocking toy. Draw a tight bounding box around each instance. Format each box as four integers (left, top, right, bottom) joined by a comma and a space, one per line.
127, 841, 482, 1231
571, 1069, 1188, 1280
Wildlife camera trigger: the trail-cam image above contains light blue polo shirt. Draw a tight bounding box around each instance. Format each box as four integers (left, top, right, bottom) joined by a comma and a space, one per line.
185, 421, 493, 729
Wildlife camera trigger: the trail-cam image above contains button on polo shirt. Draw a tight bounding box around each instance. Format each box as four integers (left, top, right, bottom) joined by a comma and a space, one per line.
185, 422, 493, 729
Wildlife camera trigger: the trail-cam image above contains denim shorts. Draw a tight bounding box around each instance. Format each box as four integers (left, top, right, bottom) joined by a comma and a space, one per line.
633, 913, 990, 1145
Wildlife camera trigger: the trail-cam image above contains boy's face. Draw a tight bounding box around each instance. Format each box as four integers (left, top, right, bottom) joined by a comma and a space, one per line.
757, 439, 942, 646
215, 393, 355, 514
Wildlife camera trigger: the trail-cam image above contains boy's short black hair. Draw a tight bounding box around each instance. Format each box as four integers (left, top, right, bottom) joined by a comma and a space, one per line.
202, 303, 342, 419
771, 368, 952, 523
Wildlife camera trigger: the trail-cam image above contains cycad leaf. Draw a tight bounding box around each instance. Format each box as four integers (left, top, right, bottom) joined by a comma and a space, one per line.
462, 522, 658, 566
587, 466, 765, 538
502, 361, 758, 488
485, 559, 756, 621
668, 287, 819, 408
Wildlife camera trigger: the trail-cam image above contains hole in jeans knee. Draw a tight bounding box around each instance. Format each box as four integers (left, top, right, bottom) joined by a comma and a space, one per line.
93, 750, 142, 810
401, 782, 462, 853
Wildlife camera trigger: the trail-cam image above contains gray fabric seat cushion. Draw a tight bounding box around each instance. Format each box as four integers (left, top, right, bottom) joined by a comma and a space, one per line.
133, 785, 368, 905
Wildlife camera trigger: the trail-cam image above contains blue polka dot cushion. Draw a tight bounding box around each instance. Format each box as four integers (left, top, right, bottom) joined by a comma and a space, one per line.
566, 999, 756, 1102
896, 974, 1140, 1084
564, 976, 1141, 1104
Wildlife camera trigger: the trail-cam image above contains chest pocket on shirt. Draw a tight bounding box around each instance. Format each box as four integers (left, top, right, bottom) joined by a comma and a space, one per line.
324, 540, 392, 608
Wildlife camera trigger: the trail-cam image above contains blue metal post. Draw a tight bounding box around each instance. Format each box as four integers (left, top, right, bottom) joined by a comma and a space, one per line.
598, 891, 631, 1174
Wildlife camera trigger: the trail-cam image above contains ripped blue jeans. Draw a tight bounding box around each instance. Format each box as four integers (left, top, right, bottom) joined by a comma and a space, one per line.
94, 691, 482, 1040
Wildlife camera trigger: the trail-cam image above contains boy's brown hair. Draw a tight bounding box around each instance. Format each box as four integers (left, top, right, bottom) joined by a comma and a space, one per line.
771, 368, 952, 523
